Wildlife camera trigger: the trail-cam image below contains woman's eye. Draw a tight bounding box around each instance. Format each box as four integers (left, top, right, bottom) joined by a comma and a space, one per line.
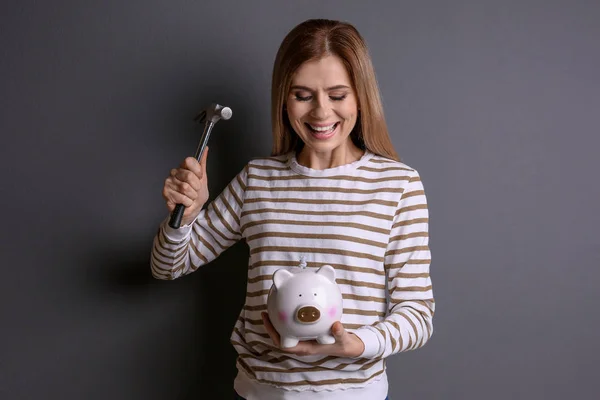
295, 95, 312, 102
293, 93, 347, 102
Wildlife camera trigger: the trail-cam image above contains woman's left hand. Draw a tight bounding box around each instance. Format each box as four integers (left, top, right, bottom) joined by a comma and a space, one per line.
261, 312, 365, 358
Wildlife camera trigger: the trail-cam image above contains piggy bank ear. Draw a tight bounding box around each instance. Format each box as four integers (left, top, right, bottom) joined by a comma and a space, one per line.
273, 269, 294, 289
316, 265, 336, 282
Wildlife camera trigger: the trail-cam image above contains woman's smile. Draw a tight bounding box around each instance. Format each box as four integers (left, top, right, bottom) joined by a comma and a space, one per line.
304, 121, 340, 139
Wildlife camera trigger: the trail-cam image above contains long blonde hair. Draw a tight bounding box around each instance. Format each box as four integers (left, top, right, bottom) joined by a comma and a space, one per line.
271, 19, 399, 161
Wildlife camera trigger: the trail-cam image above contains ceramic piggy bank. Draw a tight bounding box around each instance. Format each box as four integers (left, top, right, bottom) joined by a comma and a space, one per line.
267, 263, 343, 348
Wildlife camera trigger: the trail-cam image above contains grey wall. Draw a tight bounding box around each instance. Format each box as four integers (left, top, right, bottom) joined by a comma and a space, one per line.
1, 0, 599, 398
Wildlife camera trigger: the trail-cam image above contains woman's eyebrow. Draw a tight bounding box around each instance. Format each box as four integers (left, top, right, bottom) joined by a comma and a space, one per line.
290, 85, 351, 91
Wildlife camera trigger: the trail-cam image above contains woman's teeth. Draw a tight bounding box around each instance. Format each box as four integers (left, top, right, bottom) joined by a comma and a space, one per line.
306, 122, 338, 133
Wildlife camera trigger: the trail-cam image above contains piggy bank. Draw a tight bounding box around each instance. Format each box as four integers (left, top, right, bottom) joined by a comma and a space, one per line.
266, 263, 343, 348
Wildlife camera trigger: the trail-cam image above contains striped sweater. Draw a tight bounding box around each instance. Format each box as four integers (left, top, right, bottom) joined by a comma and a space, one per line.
150, 150, 434, 397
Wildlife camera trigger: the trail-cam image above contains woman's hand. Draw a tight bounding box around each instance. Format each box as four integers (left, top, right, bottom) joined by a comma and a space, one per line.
261, 312, 365, 358
162, 148, 210, 226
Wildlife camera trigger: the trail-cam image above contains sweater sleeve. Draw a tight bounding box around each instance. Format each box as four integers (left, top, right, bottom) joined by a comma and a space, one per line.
351, 169, 435, 359
150, 165, 248, 280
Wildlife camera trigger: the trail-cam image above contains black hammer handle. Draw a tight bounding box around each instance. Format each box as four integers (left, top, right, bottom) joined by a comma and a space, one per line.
168, 121, 214, 229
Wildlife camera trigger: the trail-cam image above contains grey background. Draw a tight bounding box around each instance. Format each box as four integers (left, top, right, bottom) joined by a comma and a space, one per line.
1, 0, 599, 398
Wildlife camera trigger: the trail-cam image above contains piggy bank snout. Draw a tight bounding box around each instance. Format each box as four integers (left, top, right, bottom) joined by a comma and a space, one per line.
296, 305, 320, 324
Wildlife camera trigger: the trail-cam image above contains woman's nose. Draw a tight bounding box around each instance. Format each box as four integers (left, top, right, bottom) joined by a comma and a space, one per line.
310, 95, 331, 119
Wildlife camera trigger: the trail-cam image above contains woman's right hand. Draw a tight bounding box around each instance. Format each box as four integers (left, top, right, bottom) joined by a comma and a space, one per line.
162, 148, 209, 226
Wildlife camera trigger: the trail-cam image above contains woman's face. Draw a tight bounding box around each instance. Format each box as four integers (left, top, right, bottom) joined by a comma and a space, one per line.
286, 55, 359, 155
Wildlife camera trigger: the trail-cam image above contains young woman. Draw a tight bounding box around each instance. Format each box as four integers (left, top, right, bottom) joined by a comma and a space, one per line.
152, 19, 434, 400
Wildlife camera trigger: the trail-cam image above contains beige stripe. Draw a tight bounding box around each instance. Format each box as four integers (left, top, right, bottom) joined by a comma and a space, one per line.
388, 272, 430, 281
388, 325, 397, 352
171, 260, 189, 276
248, 173, 410, 184
385, 245, 429, 257
390, 298, 435, 310
343, 293, 387, 303
249, 260, 386, 277
229, 182, 243, 209
233, 326, 271, 342
157, 234, 188, 257
336, 278, 385, 290
249, 358, 380, 373
408, 299, 436, 313
395, 204, 428, 216
236, 341, 378, 370
235, 332, 372, 366
396, 316, 413, 350
264, 157, 288, 164
358, 165, 412, 172
244, 304, 267, 312
409, 175, 421, 183
390, 284, 433, 294
386, 259, 431, 270
389, 232, 429, 242
245, 197, 397, 207
233, 341, 272, 359
221, 192, 241, 227
247, 274, 272, 284
159, 227, 186, 246
393, 217, 429, 228
236, 355, 258, 378
405, 308, 428, 348
233, 331, 282, 354
344, 308, 386, 317
171, 256, 194, 274
150, 258, 174, 275
402, 302, 433, 319
239, 351, 374, 368
193, 228, 218, 258
247, 289, 270, 298
389, 320, 403, 351
240, 339, 279, 355
239, 365, 385, 387
249, 163, 289, 171
205, 209, 235, 245
369, 158, 395, 164
249, 260, 303, 270
236, 172, 247, 191
247, 231, 387, 249
189, 242, 208, 264
151, 266, 173, 280
242, 218, 389, 235
403, 309, 424, 349
402, 190, 425, 199
246, 185, 404, 195
154, 241, 184, 261
250, 246, 385, 262
398, 311, 419, 350
344, 322, 379, 330
242, 207, 392, 221
152, 249, 186, 272
244, 317, 264, 326
373, 327, 390, 353
212, 201, 237, 237
241, 327, 271, 339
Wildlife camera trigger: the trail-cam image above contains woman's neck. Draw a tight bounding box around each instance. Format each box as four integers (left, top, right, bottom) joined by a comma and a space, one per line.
296, 142, 364, 170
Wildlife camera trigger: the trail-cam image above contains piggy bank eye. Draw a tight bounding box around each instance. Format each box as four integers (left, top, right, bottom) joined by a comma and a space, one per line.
314, 293, 317, 296
298, 294, 302, 297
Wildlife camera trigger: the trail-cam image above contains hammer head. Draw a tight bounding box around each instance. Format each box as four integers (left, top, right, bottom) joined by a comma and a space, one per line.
194, 103, 232, 124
